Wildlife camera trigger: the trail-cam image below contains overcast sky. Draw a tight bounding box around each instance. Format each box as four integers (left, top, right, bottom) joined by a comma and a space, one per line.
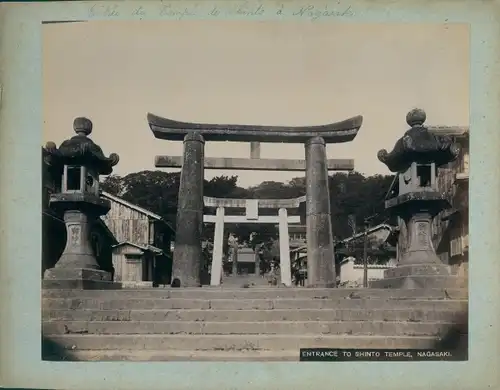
43, 21, 469, 188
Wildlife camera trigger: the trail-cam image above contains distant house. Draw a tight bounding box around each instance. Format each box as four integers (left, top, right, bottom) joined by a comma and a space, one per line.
333, 224, 398, 282
289, 224, 398, 285
288, 225, 307, 249
334, 223, 398, 264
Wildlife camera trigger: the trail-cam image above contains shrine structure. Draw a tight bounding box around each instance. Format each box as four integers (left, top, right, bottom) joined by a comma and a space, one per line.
42, 117, 120, 289
372, 108, 463, 288
148, 112, 363, 287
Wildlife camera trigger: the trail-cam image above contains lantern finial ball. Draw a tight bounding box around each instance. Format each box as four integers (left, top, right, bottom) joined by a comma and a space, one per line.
406, 108, 426, 127
73, 117, 93, 136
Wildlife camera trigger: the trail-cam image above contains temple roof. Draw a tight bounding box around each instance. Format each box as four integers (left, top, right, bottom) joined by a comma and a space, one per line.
377, 109, 461, 173
44, 117, 119, 175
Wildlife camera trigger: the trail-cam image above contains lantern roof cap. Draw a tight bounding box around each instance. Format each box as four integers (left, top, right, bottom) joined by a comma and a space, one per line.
44, 117, 119, 175
377, 108, 461, 172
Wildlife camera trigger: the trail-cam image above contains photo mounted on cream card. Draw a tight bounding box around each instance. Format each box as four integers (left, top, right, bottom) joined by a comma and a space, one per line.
41, 20, 469, 362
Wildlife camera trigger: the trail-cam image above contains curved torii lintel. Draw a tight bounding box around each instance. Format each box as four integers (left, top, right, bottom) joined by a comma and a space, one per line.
148, 113, 363, 144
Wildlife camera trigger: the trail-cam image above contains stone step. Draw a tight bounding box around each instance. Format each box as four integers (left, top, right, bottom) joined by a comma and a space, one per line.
43, 308, 466, 323
43, 349, 301, 361
43, 320, 464, 336
42, 287, 468, 300
42, 297, 468, 311
44, 334, 448, 351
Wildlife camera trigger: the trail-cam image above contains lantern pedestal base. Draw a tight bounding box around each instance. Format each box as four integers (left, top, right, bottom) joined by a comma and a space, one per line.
43, 268, 122, 290
370, 264, 466, 289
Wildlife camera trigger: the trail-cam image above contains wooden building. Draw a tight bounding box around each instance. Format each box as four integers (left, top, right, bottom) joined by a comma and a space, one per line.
42, 147, 65, 275
431, 127, 469, 277
100, 192, 176, 286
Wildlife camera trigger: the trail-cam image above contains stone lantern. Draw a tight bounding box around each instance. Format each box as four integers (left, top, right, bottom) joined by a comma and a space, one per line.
374, 108, 461, 288
43, 117, 120, 289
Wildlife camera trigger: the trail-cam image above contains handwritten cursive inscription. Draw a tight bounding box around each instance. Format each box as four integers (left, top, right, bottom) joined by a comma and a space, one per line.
293, 5, 354, 19
88, 4, 120, 18
87, 2, 355, 20
132, 6, 146, 18
234, 3, 265, 16
159, 3, 197, 19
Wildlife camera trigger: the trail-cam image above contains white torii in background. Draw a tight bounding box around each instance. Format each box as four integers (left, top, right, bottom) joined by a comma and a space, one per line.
203, 196, 305, 287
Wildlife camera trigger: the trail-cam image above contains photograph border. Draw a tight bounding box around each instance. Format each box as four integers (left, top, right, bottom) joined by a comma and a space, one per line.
1, 1, 498, 389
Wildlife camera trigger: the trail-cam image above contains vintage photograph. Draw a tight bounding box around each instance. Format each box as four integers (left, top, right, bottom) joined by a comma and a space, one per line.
41, 20, 469, 361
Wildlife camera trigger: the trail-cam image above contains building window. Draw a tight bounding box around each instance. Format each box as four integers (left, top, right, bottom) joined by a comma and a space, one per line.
125, 254, 142, 262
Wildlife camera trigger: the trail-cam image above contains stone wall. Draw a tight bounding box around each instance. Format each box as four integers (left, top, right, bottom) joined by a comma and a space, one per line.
339, 257, 396, 287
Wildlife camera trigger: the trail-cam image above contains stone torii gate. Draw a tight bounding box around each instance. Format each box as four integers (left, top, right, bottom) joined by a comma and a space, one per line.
203, 196, 306, 287
148, 113, 363, 287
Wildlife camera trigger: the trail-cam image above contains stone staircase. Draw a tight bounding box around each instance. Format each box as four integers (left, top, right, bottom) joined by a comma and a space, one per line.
42, 287, 468, 361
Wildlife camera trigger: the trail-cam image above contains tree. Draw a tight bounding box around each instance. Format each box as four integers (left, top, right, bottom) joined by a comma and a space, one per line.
101, 169, 396, 261
248, 181, 298, 200
100, 174, 124, 196
327, 172, 395, 240
205, 175, 239, 198
119, 170, 181, 225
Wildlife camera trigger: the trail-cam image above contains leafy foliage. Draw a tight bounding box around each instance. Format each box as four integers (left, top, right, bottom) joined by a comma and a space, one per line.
100, 170, 395, 261
100, 174, 123, 196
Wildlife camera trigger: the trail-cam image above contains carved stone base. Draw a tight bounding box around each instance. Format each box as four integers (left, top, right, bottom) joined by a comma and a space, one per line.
43, 268, 121, 290
370, 275, 465, 289
370, 264, 466, 289
384, 264, 451, 278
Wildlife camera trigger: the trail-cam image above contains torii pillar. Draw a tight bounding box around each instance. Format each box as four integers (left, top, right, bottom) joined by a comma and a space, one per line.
305, 137, 336, 287
171, 133, 205, 287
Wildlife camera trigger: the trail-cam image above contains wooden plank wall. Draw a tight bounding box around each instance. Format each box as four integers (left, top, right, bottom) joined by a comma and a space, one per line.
101, 200, 150, 245
112, 245, 144, 282
433, 138, 469, 263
